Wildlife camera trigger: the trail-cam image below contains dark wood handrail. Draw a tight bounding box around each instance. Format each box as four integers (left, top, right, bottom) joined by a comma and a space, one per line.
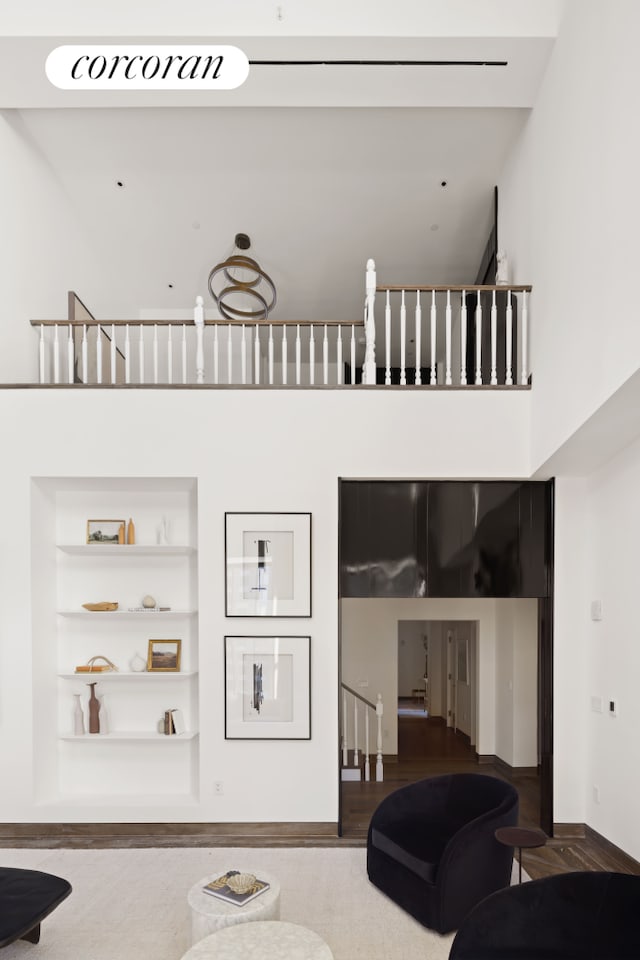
31, 318, 364, 328
341, 682, 376, 711
376, 283, 532, 293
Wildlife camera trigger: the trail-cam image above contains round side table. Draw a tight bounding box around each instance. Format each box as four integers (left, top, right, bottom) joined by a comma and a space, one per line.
180, 920, 334, 960
187, 870, 280, 945
495, 826, 547, 883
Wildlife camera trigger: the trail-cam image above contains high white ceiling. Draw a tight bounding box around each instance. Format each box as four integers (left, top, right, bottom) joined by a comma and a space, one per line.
19, 105, 528, 321
4, 5, 557, 322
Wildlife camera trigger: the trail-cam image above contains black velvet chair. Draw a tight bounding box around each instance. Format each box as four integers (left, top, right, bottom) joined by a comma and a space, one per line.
449, 870, 640, 960
0, 867, 71, 948
366, 773, 519, 933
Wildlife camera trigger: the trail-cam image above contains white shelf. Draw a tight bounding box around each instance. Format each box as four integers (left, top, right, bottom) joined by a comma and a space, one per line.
58, 610, 197, 620
59, 731, 199, 741
58, 544, 196, 556
58, 671, 198, 680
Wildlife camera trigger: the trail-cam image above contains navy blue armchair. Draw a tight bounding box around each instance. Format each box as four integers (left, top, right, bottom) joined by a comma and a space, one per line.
367, 773, 519, 933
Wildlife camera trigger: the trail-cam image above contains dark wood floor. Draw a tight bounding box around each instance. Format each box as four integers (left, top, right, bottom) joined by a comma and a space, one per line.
341, 712, 639, 881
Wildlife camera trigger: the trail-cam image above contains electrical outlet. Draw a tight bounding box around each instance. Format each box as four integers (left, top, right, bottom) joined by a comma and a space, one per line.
593, 785, 600, 804
214, 781, 224, 795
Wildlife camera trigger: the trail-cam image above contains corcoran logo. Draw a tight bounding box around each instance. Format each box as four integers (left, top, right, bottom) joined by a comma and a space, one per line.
45, 45, 249, 90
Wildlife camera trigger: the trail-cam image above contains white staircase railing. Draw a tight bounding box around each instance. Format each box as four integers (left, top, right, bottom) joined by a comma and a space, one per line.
363, 259, 532, 388
341, 683, 383, 782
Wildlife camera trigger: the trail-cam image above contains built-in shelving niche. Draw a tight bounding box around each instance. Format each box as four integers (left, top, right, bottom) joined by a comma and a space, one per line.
31, 477, 199, 814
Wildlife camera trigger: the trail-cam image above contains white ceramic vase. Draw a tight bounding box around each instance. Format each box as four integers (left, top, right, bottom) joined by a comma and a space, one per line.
73, 693, 85, 735
130, 652, 147, 673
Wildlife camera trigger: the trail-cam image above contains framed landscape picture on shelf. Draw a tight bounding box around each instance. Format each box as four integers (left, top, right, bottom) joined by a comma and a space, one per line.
147, 639, 181, 672
225, 512, 311, 617
87, 519, 124, 544
224, 635, 310, 739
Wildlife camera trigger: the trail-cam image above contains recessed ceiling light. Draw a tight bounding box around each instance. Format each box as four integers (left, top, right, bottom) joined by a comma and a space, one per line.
430, 224, 439, 232
115, 180, 125, 188
168, 283, 174, 289
441, 180, 447, 187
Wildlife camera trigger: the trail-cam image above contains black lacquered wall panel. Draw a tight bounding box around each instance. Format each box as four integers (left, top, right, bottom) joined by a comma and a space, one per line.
340, 479, 552, 599
339, 481, 421, 597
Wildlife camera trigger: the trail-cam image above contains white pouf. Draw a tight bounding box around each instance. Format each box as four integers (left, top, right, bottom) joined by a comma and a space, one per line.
187, 870, 280, 945
180, 920, 334, 959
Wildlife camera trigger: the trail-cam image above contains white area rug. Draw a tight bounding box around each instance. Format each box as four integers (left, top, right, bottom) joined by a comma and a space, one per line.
0, 846, 524, 960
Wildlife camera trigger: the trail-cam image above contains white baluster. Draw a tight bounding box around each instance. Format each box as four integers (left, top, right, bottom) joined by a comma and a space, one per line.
415, 292, 422, 385
364, 709, 371, 782
139, 325, 145, 384
227, 323, 232, 384
521, 290, 529, 385
281, 325, 287, 385
475, 294, 483, 385
153, 324, 159, 385
67, 324, 74, 383
109, 323, 116, 384
362, 258, 377, 384
241, 324, 247, 385
124, 324, 131, 384
53, 325, 60, 384
213, 325, 219, 385
95, 325, 102, 385
38, 324, 46, 384
295, 325, 301, 386
445, 290, 452, 385
268, 324, 274, 385
505, 290, 513, 386
336, 326, 343, 385
385, 290, 391, 385
350, 324, 356, 384
353, 700, 359, 767
181, 324, 187, 384
323, 324, 329, 385
342, 690, 348, 767
81, 324, 88, 384
490, 290, 498, 385
166, 325, 172, 384
309, 325, 315, 385
430, 291, 437, 385
400, 290, 407, 385
460, 292, 468, 385
195, 296, 205, 385
254, 325, 260, 384
376, 693, 384, 782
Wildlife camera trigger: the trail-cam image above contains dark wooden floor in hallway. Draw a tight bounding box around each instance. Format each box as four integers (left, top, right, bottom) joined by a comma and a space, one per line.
341, 713, 639, 880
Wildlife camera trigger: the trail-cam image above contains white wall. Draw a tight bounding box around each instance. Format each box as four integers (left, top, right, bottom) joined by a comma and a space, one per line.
343, 596, 536, 762
499, 0, 640, 471
583, 436, 640, 862
0, 112, 130, 384
494, 599, 537, 767
0, 387, 529, 825
397, 621, 427, 697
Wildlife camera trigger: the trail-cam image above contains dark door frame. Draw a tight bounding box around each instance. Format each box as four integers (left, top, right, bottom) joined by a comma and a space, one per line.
337, 477, 554, 837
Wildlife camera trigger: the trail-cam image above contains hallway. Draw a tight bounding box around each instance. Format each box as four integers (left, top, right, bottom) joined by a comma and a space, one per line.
340, 712, 541, 839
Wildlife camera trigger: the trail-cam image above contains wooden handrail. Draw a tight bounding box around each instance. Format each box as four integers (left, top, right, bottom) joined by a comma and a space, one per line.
31, 318, 365, 328
377, 283, 532, 293
341, 682, 376, 711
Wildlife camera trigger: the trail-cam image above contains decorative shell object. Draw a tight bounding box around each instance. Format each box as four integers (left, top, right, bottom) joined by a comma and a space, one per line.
226, 873, 256, 895
142, 595, 157, 609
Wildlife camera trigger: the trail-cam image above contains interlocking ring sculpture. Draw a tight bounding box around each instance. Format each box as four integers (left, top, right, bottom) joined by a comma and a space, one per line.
208, 254, 277, 322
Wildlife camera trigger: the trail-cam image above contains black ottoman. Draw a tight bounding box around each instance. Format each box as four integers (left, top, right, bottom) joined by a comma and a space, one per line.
0, 867, 71, 947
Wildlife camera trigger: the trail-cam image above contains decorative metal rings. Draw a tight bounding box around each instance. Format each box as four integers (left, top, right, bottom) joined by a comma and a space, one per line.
208, 254, 277, 322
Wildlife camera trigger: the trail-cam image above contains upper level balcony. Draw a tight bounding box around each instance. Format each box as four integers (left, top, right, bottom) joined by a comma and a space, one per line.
27, 261, 531, 392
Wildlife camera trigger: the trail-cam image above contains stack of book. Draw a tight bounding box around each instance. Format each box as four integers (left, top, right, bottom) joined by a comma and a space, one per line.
202, 871, 269, 906
163, 708, 185, 735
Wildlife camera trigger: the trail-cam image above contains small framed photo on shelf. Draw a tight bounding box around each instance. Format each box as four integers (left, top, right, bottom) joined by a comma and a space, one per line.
147, 639, 181, 672
87, 519, 125, 544
224, 635, 310, 740
225, 512, 311, 617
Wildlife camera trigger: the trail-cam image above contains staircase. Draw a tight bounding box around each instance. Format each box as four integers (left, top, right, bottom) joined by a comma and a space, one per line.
341, 685, 384, 782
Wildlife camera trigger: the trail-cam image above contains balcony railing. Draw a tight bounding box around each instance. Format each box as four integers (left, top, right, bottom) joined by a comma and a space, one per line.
30, 266, 531, 388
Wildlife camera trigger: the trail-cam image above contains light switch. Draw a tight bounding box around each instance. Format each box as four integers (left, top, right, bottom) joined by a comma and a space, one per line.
590, 600, 603, 621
